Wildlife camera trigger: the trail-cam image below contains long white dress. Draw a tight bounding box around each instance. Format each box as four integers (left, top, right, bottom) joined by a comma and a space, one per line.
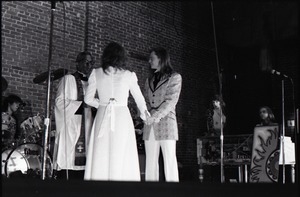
84, 67, 148, 181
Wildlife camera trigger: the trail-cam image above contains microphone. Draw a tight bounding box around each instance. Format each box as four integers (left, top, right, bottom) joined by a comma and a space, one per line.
51, 1, 56, 10
51, 1, 62, 10
270, 69, 289, 79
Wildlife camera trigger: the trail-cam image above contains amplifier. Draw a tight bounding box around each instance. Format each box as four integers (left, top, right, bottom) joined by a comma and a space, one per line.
197, 134, 253, 166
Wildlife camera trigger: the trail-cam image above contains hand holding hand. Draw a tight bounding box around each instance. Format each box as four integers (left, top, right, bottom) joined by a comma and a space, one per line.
135, 129, 143, 135
144, 110, 152, 125
145, 116, 160, 125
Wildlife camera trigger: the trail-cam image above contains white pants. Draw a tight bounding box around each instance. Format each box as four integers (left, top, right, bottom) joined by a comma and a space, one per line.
144, 129, 179, 182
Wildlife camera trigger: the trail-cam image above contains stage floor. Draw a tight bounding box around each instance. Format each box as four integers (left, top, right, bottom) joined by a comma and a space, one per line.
2, 177, 298, 197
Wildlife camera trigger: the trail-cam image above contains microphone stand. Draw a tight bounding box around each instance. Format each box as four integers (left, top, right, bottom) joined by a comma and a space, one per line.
210, 1, 225, 183
279, 76, 298, 184
281, 79, 286, 184
219, 83, 225, 183
296, 108, 299, 183
290, 77, 298, 183
41, 1, 56, 180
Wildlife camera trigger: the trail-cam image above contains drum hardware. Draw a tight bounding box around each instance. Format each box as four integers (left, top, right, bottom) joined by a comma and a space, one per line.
33, 68, 68, 84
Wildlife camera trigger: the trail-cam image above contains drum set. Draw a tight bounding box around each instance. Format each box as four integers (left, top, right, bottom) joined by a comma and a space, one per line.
1, 113, 54, 178
20, 114, 44, 144
2, 68, 67, 179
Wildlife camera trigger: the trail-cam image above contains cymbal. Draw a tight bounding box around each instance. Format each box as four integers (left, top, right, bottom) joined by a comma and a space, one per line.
2, 76, 8, 92
33, 68, 68, 84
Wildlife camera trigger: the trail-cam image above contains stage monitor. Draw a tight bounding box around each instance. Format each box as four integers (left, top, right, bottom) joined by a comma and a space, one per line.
250, 125, 280, 183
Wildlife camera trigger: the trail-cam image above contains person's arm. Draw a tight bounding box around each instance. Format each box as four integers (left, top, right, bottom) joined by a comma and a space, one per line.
150, 73, 182, 123
55, 75, 82, 116
129, 72, 150, 121
84, 69, 100, 108
143, 78, 151, 111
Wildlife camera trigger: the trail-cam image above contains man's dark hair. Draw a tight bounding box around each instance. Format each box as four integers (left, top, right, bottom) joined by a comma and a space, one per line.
2, 94, 23, 111
76, 51, 94, 64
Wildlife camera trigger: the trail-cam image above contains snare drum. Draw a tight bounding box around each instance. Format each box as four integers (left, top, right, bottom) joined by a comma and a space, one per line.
1, 143, 53, 178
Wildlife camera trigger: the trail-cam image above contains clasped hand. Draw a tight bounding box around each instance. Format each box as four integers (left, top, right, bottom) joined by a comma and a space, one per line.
144, 110, 159, 125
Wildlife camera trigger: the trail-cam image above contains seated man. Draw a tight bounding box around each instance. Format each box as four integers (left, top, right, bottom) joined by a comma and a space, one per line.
2, 94, 23, 151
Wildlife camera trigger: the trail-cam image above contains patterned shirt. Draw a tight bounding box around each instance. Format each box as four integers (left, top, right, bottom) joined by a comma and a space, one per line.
2, 112, 17, 147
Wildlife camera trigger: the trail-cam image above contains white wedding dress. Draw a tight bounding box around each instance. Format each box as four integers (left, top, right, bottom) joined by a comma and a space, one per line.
84, 67, 148, 181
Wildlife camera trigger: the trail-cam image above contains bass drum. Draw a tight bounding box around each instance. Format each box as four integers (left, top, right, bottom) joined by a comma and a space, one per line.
1, 143, 53, 178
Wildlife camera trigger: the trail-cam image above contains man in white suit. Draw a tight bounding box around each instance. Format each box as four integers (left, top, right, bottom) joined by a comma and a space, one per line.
143, 47, 182, 182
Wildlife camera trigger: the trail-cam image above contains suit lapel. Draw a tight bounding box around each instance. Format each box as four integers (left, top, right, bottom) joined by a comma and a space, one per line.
149, 77, 155, 92
155, 78, 169, 91
149, 75, 170, 93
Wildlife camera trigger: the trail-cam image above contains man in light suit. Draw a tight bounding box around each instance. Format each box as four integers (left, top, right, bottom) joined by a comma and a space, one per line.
143, 47, 182, 182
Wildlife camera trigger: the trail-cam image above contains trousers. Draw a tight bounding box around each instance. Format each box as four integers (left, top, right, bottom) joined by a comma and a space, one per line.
144, 128, 179, 182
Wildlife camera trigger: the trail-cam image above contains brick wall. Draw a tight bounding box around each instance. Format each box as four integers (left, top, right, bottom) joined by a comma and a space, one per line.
2, 1, 217, 174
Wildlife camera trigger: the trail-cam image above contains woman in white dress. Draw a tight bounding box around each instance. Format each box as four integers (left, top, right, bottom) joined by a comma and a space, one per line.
84, 42, 150, 181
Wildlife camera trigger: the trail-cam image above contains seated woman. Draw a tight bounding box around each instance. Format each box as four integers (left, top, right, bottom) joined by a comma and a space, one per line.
250, 106, 280, 183
256, 106, 277, 126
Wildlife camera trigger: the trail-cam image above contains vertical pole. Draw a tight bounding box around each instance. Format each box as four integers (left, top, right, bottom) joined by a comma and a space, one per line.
244, 164, 248, 183
281, 79, 286, 184
84, 1, 89, 51
210, 1, 225, 183
41, 1, 55, 180
296, 108, 299, 183
238, 165, 242, 183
